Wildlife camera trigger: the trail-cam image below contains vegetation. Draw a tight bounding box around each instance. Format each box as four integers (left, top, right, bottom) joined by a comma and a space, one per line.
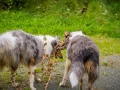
0, 0, 120, 55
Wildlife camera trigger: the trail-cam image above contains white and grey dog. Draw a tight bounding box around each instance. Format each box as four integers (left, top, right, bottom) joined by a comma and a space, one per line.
0, 30, 62, 90
59, 31, 99, 90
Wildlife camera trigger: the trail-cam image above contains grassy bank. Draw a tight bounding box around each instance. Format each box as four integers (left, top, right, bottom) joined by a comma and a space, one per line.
0, 0, 120, 55
91, 35, 120, 56
0, 10, 119, 37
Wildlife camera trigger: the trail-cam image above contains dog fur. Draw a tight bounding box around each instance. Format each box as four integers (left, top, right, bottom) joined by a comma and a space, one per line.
0, 30, 62, 90
59, 31, 99, 90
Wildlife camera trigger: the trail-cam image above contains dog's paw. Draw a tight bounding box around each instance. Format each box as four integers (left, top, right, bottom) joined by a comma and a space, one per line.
59, 82, 66, 87
30, 87, 36, 90
35, 77, 42, 82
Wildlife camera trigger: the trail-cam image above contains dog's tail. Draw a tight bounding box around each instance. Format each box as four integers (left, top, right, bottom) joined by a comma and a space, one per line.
69, 60, 84, 88
0, 32, 16, 53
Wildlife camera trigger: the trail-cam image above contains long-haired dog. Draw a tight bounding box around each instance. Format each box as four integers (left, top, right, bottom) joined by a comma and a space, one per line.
0, 30, 62, 90
59, 31, 99, 90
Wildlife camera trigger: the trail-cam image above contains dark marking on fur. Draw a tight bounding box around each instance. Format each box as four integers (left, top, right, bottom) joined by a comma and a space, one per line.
51, 40, 56, 53
33, 39, 37, 47
31, 45, 34, 49
26, 35, 31, 40
51, 40, 57, 46
34, 48, 39, 60
19, 54, 23, 59
0, 59, 5, 71
10, 52, 20, 71
24, 43, 27, 50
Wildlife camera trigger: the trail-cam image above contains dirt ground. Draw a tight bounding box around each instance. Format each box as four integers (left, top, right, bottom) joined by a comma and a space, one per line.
0, 55, 120, 90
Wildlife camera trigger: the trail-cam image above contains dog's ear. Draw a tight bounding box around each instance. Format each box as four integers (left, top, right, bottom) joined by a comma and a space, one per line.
51, 36, 60, 47
51, 40, 57, 47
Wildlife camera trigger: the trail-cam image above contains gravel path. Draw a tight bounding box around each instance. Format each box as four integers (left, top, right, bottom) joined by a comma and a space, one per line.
0, 55, 120, 90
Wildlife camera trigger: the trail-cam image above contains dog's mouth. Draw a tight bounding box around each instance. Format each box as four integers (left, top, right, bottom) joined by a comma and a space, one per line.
51, 45, 63, 59
52, 31, 72, 59
55, 48, 63, 59
50, 31, 72, 59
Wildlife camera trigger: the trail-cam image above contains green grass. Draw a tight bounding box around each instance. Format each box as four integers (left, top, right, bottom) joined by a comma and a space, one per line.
0, 0, 120, 55
91, 35, 120, 55
0, 68, 11, 83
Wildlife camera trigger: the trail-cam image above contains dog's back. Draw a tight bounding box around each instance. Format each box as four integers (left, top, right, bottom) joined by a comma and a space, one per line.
68, 35, 99, 89
68, 35, 99, 65
0, 30, 44, 71
0, 30, 62, 90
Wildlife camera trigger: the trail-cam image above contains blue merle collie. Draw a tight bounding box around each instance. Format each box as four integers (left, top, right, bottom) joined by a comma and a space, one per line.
0, 30, 62, 90
59, 31, 99, 90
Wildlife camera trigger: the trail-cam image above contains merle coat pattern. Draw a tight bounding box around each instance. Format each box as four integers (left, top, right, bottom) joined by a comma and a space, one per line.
59, 31, 99, 90
0, 30, 61, 90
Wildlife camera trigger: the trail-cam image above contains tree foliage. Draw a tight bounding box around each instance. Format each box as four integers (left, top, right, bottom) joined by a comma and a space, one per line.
0, 0, 32, 10
0, 0, 120, 15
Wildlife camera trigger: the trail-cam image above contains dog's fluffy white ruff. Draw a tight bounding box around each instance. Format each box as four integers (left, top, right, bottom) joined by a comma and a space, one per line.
70, 31, 84, 40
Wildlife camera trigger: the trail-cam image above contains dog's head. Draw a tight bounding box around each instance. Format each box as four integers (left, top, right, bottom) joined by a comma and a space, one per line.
51, 36, 63, 59
58, 31, 84, 50
43, 35, 63, 59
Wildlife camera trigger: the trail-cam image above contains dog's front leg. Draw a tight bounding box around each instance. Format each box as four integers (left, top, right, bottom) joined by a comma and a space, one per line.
10, 70, 18, 87
29, 66, 37, 90
59, 59, 71, 86
34, 71, 42, 82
